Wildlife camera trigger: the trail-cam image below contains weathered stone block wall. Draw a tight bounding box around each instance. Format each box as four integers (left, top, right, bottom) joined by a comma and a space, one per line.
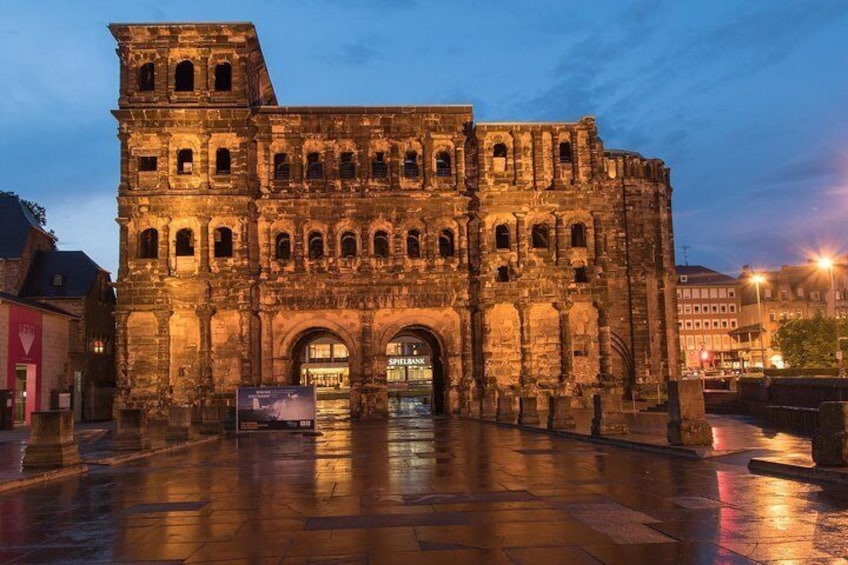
41, 313, 72, 407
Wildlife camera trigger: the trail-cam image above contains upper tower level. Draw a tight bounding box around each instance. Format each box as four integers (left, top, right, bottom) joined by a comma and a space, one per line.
109, 23, 277, 109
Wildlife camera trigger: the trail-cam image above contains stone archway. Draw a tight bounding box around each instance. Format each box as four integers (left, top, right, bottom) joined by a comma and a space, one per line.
383, 326, 448, 416
289, 329, 351, 388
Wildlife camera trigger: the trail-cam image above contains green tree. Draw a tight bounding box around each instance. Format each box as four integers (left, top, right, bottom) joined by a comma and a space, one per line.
773, 314, 848, 368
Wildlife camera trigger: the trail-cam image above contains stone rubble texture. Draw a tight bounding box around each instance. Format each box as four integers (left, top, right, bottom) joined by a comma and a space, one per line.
110, 23, 679, 419
812, 401, 848, 466
667, 379, 713, 446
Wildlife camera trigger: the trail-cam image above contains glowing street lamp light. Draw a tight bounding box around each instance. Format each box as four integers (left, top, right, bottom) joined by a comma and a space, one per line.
749, 273, 767, 372
817, 256, 845, 377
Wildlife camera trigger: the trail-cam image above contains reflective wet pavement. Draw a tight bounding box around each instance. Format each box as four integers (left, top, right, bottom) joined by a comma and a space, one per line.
2, 412, 848, 563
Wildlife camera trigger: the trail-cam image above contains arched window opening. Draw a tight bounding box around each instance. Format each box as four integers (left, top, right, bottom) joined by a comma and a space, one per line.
138, 228, 158, 259
174, 60, 194, 92
496, 266, 510, 282
214, 62, 232, 91
175, 229, 194, 257
138, 62, 155, 92
438, 229, 455, 258
213, 227, 233, 258
340, 231, 357, 258
306, 152, 323, 180
406, 229, 421, 258
404, 151, 419, 179
531, 224, 550, 249
495, 224, 510, 250
435, 151, 452, 177
559, 141, 573, 163
571, 223, 587, 248
308, 231, 324, 259
275, 233, 291, 260
177, 149, 193, 175
574, 266, 589, 283
273, 153, 290, 180
493, 143, 507, 173
371, 152, 387, 179
373, 231, 390, 258
215, 148, 231, 175
339, 152, 355, 180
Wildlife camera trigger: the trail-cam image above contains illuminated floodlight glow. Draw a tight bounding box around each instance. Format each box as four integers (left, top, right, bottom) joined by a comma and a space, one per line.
818, 256, 835, 271
750, 273, 766, 285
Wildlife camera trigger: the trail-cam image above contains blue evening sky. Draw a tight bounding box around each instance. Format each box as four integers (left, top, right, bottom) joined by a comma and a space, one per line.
1, 0, 847, 277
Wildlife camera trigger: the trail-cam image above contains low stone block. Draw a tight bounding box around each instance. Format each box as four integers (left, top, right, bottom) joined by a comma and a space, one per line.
113, 408, 151, 451
518, 395, 540, 426
548, 395, 576, 430
496, 391, 516, 423
166, 405, 191, 442
23, 410, 81, 468
813, 402, 848, 466
667, 380, 712, 446
480, 388, 496, 421
591, 391, 628, 436
199, 406, 224, 435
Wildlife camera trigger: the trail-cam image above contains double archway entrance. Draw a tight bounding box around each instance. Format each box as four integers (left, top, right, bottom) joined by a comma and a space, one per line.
289, 326, 447, 418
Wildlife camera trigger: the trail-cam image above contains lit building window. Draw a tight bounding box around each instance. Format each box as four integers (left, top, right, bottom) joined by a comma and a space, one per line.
91, 339, 105, 354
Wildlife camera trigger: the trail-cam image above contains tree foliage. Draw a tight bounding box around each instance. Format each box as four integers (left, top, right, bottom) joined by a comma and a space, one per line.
773, 314, 848, 368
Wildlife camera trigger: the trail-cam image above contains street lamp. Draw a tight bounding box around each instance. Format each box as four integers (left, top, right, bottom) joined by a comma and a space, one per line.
750, 273, 767, 372
817, 257, 845, 377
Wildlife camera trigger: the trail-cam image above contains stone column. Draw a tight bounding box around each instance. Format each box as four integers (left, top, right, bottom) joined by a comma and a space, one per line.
197, 306, 214, 401
155, 310, 172, 414
813, 402, 848, 466
22, 411, 81, 468
158, 221, 170, 274
555, 303, 572, 384
518, 303, 532, 389
455, 215, 468, 268
294, 220, 305, 272
166, 405, 191, 441
114, 311, 130, 410
199, 217, 210, 273
531, 130, 544, 189
422, 134, 433, 188
356, 311, 387, 420
518, 395, 540, 426
598, 308, 612, 377
458, 307, 474, 417
591, 390, 628, 436
455, 143, 465, 188
554, 213, 566, 267
514, 212, 526, 267
117, 218, 129, 281
259, 310, 274, 385
480, 387, 497, 420
667, 380, 712, 446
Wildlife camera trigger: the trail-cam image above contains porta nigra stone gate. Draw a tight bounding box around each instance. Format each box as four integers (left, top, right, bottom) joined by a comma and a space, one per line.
110, 23, 680, 420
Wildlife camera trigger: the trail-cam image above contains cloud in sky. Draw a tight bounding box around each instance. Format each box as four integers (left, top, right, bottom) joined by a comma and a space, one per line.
1, 0, 847, 276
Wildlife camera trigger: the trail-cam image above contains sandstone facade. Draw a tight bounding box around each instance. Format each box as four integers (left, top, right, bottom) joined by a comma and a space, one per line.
110, 23, 679, 419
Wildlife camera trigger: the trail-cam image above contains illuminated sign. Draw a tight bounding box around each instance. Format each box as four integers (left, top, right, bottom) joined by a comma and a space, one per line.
388, 356, 428, 367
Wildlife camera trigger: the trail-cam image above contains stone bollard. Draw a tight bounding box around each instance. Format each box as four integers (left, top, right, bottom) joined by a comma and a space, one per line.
813, 402, 848, 466
666, 380, 713, 446
548, 395, 576, 430
480, 388, 497, 420
518, 395, 540, 426
496, 391, 516, 423
113, 408, 151, 451
591, 390, 629, 436
23, 410, 81, 468
200, 406, 224, 435
166, 405, 191, 442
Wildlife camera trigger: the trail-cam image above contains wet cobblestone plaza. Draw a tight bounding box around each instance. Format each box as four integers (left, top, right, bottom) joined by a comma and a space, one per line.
2, 409, 848, 564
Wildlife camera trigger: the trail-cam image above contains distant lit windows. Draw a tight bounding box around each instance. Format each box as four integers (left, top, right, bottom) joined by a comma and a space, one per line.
91, 339, 105, 354
174, 60, 194, 91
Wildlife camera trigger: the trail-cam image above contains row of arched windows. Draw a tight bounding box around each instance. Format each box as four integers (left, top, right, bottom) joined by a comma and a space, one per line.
493, 222, 586, 250
174, 148, 231, 175
274, 229, 456, 261
272, 150, 449, 181
488, 141, 573, 168
137, 227, 234, 259
137, 61, 232, 93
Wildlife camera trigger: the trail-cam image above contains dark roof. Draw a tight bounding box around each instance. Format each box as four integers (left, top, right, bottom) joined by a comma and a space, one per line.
19, 251, 106, 299
0, 291, 78, 318
0, 193, 49, 258
675, 265, 737, 286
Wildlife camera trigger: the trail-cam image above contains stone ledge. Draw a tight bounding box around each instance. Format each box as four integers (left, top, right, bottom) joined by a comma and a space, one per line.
0, 465, 89, 495
749, 454, 848, 485
84, 436, 221, 466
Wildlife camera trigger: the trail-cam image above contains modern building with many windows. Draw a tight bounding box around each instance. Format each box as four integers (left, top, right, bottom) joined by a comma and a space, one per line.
675, 265, 741, 370
111, 23, 679, 419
